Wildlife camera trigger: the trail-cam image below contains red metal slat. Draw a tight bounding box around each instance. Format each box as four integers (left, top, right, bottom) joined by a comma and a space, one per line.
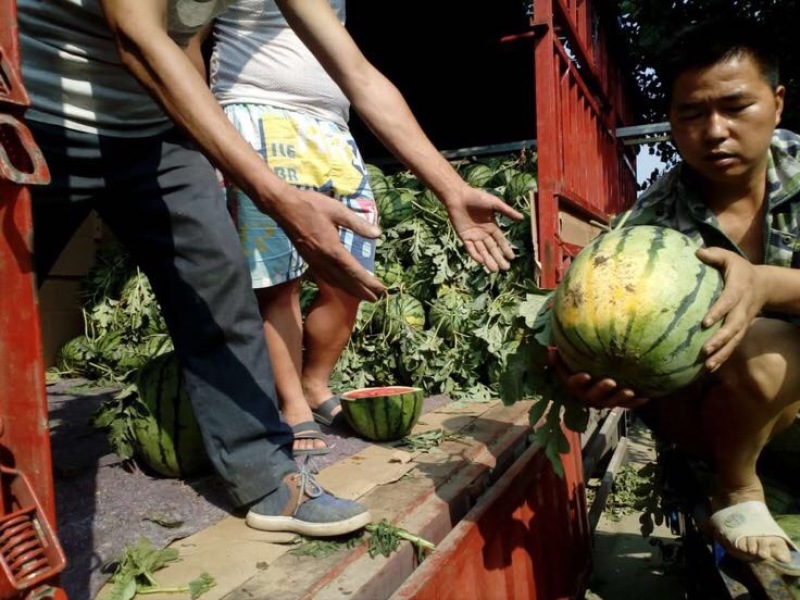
392, 430, 591, 600
533, 0, 637, 289
533, 0, 561, 289
0, 0, 53, 530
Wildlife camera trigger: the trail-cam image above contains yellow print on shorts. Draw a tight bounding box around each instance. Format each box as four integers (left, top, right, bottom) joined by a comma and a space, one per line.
261, 113, 364, 195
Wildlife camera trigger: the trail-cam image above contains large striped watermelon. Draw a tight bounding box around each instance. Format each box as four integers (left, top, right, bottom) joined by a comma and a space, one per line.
341, 386, 424, 442
377, 189, 415, 228
551, 225, 723, 397
365, 164, 390, 197
131, 352, 212, 478
462, 163, 495, 188
373, 293, 426, 337
375, 260, 406, 289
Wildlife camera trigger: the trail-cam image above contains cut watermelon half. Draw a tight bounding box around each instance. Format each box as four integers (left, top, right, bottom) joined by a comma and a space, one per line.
341, 386, 424, 442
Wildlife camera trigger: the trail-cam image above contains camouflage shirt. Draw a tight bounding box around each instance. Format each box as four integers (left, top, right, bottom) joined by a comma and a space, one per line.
621, 128, 800, 267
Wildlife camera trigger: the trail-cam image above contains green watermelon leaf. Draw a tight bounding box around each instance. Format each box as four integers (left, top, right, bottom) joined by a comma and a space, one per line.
563, 404, 590, 434
366, 519, 436, 562
187, 573, 217, 599
101, 538, 215, 600
496, 334, 549, 406
544, 437, 565, 479
517, 292, 549, 328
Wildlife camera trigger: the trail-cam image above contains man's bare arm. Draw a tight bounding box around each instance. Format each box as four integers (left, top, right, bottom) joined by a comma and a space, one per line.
97, 0, 385, 300
277, 0, 523, 271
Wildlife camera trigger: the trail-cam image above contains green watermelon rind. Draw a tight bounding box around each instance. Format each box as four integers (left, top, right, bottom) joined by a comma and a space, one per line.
341, 386, 424, 442
131, 352, 212, 478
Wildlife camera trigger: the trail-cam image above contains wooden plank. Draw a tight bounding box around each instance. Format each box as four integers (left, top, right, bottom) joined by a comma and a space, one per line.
588, 436, 629, 533
221, 401, 544, 600
582, 407, 626, 478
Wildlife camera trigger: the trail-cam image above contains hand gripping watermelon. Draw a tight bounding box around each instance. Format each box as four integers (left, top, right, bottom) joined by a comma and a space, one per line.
131, 351, 212, 478
341, 386, 424, 441
551, 225, 723, 397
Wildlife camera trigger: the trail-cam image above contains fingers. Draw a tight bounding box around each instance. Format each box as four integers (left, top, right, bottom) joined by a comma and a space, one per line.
462, 239, 485, 267
565, 373, 643, 409
328, 199, 382, 239
695, 246, 727, 266
465, 230, 514, 271
702, 281, 753, 370
549, 349, 646, 409
311, 253, 387, 302
492, 227, 517, 261
472, 239, 501, 272
488, 194, 525, 221
702, 318, 747, 371
702, 294, 735, 328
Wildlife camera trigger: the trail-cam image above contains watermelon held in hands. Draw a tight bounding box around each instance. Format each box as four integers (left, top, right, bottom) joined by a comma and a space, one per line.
131, 351, 212, 478
340, 386, 424, 442
551, 225, 723, 397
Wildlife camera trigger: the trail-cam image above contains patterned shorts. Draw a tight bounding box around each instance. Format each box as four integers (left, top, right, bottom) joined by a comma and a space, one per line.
224, 103, 378, 288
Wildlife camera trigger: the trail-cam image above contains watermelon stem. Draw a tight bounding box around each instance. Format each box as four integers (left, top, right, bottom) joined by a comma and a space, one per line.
365, 519, 435, 560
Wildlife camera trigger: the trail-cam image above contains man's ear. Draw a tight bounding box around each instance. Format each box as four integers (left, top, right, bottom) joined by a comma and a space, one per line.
775, 85, 786, 126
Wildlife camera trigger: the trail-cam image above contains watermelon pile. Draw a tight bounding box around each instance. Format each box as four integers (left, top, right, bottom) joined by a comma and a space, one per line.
551, 225, 723, 397
340, 386, 424, 441
54, 242, 172, 384
317, 152, 543, 402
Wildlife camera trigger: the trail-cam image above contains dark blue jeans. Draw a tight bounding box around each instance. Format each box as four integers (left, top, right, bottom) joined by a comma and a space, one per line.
30, 121, 295, 507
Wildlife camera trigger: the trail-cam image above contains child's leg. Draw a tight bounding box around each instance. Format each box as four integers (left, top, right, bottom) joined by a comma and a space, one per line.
301, 279, 360, 415
256, 279, 327, 454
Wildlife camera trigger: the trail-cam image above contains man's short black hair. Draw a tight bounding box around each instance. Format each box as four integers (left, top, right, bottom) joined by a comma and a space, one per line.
657, 16, 780, 103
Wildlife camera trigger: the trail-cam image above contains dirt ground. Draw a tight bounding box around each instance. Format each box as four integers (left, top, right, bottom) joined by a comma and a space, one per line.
586, 424, 687, 600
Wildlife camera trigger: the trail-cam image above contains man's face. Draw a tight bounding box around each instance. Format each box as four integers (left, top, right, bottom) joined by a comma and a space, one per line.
669, 53, 785, 186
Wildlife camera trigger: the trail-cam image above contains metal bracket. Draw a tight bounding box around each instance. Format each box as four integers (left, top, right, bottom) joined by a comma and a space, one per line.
0, 46, 30, 109
0, 114, 50, 186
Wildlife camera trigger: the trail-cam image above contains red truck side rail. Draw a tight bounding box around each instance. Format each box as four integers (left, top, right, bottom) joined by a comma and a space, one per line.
0, 1, 66, 598
532, 0, 637, 287
393, 429, 590, 600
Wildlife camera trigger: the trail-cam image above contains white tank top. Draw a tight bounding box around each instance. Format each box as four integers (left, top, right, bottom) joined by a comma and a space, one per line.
210, 0, 350, 129
19, 0, 233, 137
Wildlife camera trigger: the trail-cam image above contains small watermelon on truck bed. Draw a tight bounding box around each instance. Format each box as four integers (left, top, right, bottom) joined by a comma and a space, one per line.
131, 351, 212, 478
341, 386, 424, 442
551, 225, 723, 397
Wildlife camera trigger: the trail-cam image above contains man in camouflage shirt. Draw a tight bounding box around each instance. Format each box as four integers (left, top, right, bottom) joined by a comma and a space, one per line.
557, 17, 800, 574
626, 129, 800, 273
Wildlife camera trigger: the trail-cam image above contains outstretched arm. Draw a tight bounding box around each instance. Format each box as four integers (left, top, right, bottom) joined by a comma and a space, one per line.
277, 0, 525, 271
97, 0, 385, 301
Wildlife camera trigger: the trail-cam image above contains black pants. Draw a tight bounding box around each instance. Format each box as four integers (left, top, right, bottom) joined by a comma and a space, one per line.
30, 121, 295, 507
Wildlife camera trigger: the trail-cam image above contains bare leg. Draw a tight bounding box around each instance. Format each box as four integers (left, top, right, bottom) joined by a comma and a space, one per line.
301, 279, 360, 415
643, 318, 800, 563
256, 279, 325, 453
